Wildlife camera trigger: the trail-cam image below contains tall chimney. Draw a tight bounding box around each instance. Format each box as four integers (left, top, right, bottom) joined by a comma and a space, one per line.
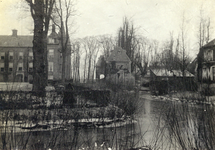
12, 29, 18, 37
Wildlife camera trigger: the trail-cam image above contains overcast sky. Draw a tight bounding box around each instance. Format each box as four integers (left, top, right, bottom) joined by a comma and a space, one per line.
1, 0, 215, 58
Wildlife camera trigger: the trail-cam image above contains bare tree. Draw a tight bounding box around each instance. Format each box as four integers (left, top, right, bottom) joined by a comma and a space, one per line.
25, 0, 55, 95
52, 0, 76, 83
198, 8, 211, 48
117, 17, 159, 77
98, 35, 116, 60
134, 37, 151, 76
71, 40, 81, 82
91, 41, 100, 81
82, 36, 100, 82
180, 13, 187, 78
118, 17, 136, 73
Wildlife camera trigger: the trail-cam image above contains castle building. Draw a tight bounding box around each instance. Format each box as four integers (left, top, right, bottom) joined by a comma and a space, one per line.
0, 25, 71, 82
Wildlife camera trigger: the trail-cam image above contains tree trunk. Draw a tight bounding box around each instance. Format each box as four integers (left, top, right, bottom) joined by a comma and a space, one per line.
32, 3, 46, 96
61, 52, 66, 83
87, 56, 92, 82
83, 55, 87, 83
43, 36, 48, 86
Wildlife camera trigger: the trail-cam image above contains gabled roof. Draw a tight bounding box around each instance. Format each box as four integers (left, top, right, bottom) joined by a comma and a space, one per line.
172, 70, 194, 77
202, 39, 215, 48
49, 32, 59, 39
187, 57, 197, 74
0, 35, 33, 47
106, 47, 130, 62
150, 69, 172, 77
0, 26, 61, 47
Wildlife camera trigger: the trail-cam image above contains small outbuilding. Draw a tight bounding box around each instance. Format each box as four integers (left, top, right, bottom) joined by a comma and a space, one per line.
150, 68, 195, 95
105, 47, 135, 86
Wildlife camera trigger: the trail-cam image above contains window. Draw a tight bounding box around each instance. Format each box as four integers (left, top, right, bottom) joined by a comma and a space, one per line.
49, 49, 54, 59
29, 52, 33, 60
49, 38, 54, 44
9, 63, 13, 72
29, 63, 33, 72
17, 63, 23, 71
0, 63, 4, 72
9, 52, 13, 60
0, 52, 5, 60
19, 52, 23, 60
48, 75, 54, 80
204, 49, 213, 61
54, 38, 57, 43
48, 62, 53, 72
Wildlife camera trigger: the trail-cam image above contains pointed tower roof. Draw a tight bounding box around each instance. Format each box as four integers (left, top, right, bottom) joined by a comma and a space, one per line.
48, 24, 58, 39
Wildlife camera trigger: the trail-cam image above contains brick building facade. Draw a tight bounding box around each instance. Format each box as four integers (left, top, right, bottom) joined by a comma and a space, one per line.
0, 26, 71, 82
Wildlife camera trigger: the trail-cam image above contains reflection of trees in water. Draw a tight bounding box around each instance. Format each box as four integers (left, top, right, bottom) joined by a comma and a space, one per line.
0, 114, 143, 149
0, 91, 145, 149
4, 93, 215, 149
158, 102, 215, 150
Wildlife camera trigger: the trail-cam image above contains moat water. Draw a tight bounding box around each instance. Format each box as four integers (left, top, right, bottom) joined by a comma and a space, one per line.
0, 91, 213, 150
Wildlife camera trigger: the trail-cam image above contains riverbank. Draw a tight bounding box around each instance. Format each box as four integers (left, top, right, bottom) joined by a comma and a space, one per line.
152, 91, 215, 105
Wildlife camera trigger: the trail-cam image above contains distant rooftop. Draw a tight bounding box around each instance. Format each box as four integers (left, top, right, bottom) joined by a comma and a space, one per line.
150, 69, 194, 77
106, 47, 130, 62
0, 26, 59, 47
0, 29, 33, 47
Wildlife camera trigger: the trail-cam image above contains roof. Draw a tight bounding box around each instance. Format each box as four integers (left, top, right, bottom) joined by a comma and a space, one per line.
202, 39, 215, 48
187, 57, 197, 74
0, 26, 59, 47
150, 69, 194, 77
151, 69, 172, 77
0, 35, 33, 47
49, 32, 59, 39
49, 24, 59, 39
106, 47, 130, 62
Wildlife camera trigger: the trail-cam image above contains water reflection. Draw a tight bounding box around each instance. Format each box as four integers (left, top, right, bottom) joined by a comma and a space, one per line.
1, 91, 215, 149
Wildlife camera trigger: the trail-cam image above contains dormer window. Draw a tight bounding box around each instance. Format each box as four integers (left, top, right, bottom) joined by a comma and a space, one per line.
204, 49, 213, 62
49, 38, 54, 44
54, 38, 58, 43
